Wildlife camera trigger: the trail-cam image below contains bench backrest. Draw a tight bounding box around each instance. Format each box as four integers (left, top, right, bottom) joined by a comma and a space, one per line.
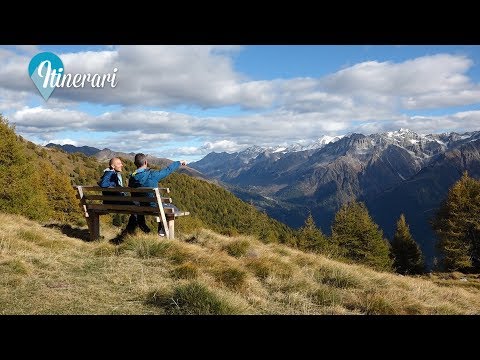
75, 185, 173, 215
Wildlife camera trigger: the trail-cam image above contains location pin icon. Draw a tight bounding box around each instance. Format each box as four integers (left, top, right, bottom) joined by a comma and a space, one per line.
28, 52, 64, 101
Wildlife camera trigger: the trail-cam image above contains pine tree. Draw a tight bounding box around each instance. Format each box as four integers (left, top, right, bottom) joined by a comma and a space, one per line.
331, 201, 393, 271
297, 213, 329, 253
391, 214, 425, 274
432, 172, 480, 272
0, 116, 50, 220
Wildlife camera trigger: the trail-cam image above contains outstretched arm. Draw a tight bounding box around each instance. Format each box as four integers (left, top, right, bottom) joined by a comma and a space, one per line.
151, 160, 187, 182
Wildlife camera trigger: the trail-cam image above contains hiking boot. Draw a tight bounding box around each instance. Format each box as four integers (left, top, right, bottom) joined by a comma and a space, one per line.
139, 223, 151, 233
125, 225, 136, 234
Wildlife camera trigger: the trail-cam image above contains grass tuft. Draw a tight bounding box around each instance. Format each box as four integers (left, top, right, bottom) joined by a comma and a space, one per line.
246, 256, 293, 280
122, 237, 171, 259
309, 285, 341, 307
213, 266, 247, 290
93, 242, 122, 257
17, 229, 67, 250
223, 239, 250, 258
146, 281, 240, 314
314, 266, 360, 289
170, 263, 199, 280
0, 259, 30, 275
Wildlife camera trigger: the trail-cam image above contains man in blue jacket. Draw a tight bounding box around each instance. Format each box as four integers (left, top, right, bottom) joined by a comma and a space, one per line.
98, 157, 149, 233
129, 153, 187, 236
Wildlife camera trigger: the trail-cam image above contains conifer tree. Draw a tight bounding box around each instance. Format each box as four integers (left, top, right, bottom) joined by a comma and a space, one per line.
298, 213, 329, 253
391, 214, 425, 274
331, 201, 393, 271
432, 172, 480, 272
0, 116, 50, 220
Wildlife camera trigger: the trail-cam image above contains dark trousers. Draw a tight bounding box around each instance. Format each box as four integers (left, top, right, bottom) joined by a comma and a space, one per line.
125, 214, 147, 231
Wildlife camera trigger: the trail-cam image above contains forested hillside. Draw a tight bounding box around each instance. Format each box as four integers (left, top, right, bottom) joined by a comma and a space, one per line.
0, 115, 293, 241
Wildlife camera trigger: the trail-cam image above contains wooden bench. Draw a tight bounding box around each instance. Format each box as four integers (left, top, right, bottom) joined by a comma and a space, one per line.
74, 186, 190, 241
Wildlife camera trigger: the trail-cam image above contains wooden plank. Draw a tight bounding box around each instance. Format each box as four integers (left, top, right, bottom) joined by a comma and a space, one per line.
83, 194, 172, 203
88, 208, 190, 216
75, 186, 170, 193
174, 211, 190, 217
167, 217, 175, 239
91, 209, 161, 216
162, 209, 190, 216
87, 204, 161, 213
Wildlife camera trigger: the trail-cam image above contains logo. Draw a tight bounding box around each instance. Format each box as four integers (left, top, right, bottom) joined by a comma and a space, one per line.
28, 52, 63, 100
28, 51, 118, 101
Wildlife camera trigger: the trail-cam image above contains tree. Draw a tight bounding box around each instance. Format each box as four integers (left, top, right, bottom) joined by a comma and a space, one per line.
331, 201, 393, 271
297, 213, 329, 253
432, 172, 480, 272
0, 115, 50, 220
391, 214, 425, 274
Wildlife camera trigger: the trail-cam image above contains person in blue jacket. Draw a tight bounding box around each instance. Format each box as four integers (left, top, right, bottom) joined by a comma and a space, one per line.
98, 157, 126, 203
98, 157, 150, 234
129, 153, 187, 236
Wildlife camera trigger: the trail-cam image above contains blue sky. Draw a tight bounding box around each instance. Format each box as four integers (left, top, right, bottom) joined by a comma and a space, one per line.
1, 45, 479, 161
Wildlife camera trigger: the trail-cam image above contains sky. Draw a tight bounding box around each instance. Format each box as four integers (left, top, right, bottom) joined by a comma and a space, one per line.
1, 45, 480, 162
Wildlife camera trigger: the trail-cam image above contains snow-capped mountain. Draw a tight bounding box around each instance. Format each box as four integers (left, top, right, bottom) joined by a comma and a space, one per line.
191, 129, 480, 267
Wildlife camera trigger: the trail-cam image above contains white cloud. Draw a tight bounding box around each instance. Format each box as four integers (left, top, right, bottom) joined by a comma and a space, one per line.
323, 54, 474, 95
12, 105, 480, 148
43, 138, 78, 146
0, 88, 31, 112
12, 107, 91, 130
349, 111, 480, 135
320, 54, 480, 110
200, 140, 243, 152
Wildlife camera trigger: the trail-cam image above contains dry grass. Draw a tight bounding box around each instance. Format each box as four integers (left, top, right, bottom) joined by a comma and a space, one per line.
1, 212, 480, 315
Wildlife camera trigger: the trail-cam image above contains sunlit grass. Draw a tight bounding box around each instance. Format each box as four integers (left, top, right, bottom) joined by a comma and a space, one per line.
1, 212, 480, 315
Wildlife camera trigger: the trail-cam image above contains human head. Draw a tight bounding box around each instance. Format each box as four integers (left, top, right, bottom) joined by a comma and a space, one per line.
134, 153, 147, 168
109, 157, 123, 172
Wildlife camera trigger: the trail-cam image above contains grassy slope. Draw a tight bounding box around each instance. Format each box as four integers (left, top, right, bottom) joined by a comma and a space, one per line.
1, 212, 480, 315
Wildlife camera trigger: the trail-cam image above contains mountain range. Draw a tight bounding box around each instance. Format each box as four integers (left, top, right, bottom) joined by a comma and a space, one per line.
190, 129, 480, 267
45, 143, 207, 180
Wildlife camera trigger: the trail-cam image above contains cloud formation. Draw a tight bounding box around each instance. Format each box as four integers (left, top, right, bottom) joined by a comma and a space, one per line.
1, 46, 480, 160
10, 106, 480, 159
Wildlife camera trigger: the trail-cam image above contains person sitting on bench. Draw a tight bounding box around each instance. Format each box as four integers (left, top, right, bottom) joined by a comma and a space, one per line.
128, 153, 187, 236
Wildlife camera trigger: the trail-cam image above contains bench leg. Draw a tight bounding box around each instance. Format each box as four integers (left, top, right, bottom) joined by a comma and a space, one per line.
87, 213, 100, 241
167, 215, 175, 239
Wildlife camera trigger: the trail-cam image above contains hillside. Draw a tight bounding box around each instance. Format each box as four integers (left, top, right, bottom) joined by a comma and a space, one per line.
1, 212, 479, 314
